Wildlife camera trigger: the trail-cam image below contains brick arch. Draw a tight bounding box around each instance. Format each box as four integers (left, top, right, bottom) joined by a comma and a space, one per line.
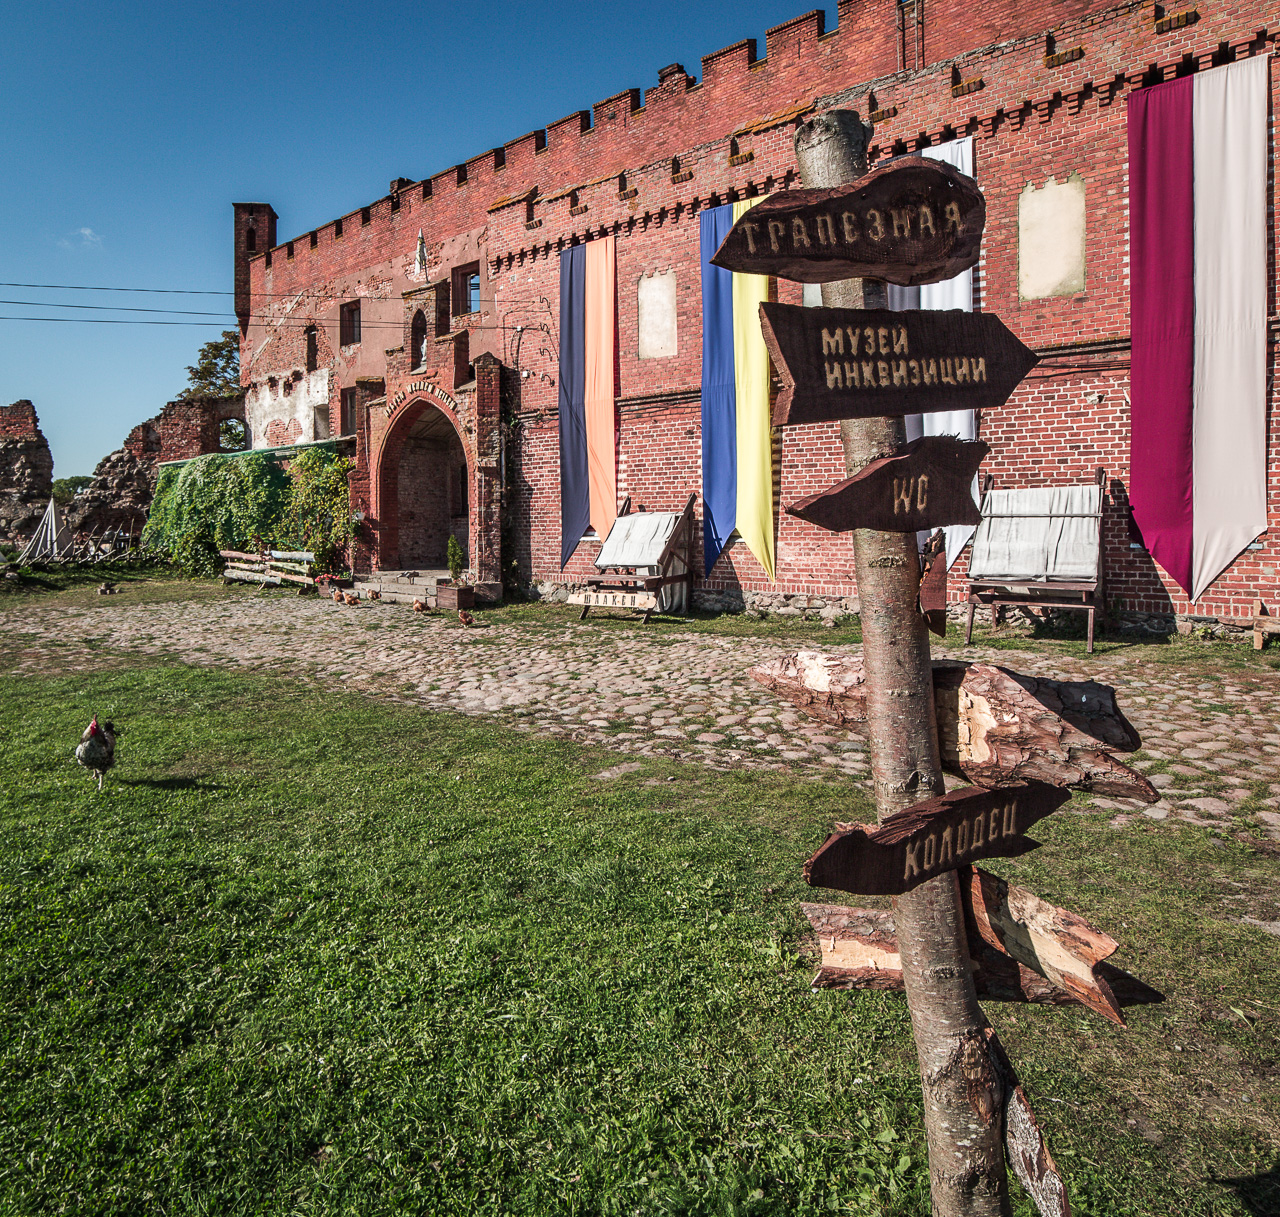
371, 390, 471, 571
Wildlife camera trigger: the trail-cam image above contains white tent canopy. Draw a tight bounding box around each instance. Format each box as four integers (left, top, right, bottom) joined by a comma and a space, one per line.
18, 498, 73, 563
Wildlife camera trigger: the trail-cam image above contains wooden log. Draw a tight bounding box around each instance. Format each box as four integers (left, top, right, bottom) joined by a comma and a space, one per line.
802, 889, 1161, 1023
224, 562, 267, 574
750, 652, 1155, 801
269, 549, 315, 562
268, 559, 312, 574
222, 570, 280, 586
219, 550, 264, 563
272, 571, 315, 586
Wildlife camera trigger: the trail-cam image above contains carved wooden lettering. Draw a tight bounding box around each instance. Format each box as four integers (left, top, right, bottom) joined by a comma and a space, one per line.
786, 436, 988, 533
710, 157, 985, 285
567, 591, 659, 610
761, 304, 1041, 427
803, 783, 1070, 897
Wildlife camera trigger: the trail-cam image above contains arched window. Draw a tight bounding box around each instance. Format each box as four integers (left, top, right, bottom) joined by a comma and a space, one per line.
410, 310, 428, 368
729, 137, 740, 158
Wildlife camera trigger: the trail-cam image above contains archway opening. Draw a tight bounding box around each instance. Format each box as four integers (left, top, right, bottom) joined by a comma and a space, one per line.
396, 405, 468, 570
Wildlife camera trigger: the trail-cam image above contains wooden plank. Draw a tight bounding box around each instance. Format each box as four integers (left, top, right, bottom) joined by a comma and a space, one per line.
222, 570, 280, 586
750, 653, 1156, 801
986, 1029, 1073, 1217
803, 783, 1070, 897
268, 558, 312, 573
219, 549, 263, 562
760, 304, 1040, 428
270, 549, 315, 562
272, 571, 315, 586
962, 868, 1124, 1025
802, 900, 1161, 1020
566, 591, 659, 610
224, 562, 267, 574
787, 436, 988, 533
709, 156, 985, 285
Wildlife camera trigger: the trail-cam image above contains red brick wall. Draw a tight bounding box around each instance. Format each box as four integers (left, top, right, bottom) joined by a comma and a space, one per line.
240, 0, 1280, 618
0, 400, 41, 442
397, 429, 467, 569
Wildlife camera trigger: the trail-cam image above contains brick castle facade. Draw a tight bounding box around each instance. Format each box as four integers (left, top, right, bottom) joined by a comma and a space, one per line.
236, 0, 1280, 618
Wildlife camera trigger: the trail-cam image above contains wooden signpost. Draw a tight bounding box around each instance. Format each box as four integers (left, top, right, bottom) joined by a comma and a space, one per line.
803, 782, 1071, 897
566, 589, 658, 612
760, 303, 1041, 427
918, 530, 949, 637
709, 155, 985, 285
787, 435, 988, 533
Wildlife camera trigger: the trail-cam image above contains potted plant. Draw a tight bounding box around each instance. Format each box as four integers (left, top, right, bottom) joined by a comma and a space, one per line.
438, 535, 475, 610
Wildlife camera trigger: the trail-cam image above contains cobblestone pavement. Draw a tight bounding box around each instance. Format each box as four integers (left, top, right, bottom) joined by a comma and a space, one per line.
6, 591, 1280, 845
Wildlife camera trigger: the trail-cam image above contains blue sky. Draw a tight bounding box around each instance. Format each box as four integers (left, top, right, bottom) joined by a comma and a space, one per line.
0, 1, 837, 477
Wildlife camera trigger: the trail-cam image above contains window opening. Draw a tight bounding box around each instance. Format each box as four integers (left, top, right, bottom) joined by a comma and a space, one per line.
340, 387, 358, 436
339, 301, 361, 346
452, 263, 481, 315
305, 326, 318, 372
246, 228, 256, 252
410, 310, 427, 367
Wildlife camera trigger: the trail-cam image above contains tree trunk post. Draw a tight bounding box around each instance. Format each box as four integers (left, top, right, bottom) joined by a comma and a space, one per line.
793, 111, 1011, 1216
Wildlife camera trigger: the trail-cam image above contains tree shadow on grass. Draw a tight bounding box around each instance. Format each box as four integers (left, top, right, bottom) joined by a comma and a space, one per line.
1213, 1161, 1279, 1215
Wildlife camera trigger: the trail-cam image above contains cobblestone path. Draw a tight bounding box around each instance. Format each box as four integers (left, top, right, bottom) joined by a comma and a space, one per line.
6, 592, 1279, 844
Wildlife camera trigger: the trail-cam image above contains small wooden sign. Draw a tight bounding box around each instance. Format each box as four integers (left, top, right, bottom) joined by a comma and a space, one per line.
567, 590, 658, 610
709, 157, 985, 285
786, 436, 988, 534
803, 782, 1070, 897
760, 304, 1041, 428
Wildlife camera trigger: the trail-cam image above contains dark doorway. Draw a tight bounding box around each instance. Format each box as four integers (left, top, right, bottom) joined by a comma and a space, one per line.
396, 407, 468, 569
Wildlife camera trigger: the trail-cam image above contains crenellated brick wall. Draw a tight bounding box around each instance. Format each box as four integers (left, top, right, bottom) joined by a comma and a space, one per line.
238, 0, 1280, 618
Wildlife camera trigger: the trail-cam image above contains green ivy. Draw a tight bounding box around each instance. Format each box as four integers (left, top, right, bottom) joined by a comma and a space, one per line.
144, 450, 353, 576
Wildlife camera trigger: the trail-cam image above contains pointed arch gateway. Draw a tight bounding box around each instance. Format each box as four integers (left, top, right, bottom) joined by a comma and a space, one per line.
372, 391, 471, 573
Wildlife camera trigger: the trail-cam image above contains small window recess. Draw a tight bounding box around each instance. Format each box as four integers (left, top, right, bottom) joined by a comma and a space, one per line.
451, 264, 481, 316
305, 326, 318, 373
334, 217, 344, 239
340, 387, 358, 436
245, 227, 256, 252
286, 241, 294, 260
569, 190, 587, 216
390, 193, 401, 213
670, 156, 693, 184
339, 301, 361, 346
456, 164, 468, 186
617, 172, 637, 201
410, 310, 427, 369
361, 206, 371, 226
729, 137, 754, 166
525, 197, 541, 230
309, 230, 318, 249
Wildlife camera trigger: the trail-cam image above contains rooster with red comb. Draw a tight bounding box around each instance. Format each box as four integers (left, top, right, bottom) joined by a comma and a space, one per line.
75, 717, 117, 792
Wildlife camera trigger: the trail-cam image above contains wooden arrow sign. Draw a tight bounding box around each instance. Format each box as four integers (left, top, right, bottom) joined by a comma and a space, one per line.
803, 782, 1071, 897
709, 156, 985, 285
787, 436, 988, 533
760, 304, 1041, 428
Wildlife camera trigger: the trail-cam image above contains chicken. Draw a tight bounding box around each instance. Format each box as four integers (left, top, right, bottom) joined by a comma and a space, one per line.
332, 587, 343, 603
75, 716, 117, 792
367, 589, 381, 601
458, 609, 475, 627
343, 591, 360, 606
412, 598, 426, 612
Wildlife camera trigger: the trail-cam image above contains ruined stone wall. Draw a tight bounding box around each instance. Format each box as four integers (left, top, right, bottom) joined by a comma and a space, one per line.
0, 401, 54, 545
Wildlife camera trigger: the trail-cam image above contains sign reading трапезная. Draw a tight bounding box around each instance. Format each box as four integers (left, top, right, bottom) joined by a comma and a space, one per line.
760, 303, 1040, 427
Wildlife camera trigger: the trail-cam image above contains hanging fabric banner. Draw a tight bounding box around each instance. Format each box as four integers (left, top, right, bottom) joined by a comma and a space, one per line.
559, 238, 618, 566
1128, 56, 1267, 601
700, 200, 775, 579
901, 137, 978, 569
584, 235, 618, 539
558, 245, 589, 567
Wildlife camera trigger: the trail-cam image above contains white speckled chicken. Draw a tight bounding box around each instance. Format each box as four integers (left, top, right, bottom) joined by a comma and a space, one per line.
75, 717, 117, 792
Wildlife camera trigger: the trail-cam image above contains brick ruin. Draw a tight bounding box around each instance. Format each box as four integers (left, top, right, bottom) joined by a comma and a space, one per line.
0, 396, 244, 547
0, 401, 54, 545
234, 0, 1278, 618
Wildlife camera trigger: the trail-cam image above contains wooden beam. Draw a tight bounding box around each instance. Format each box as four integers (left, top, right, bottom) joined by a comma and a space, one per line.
750, 652, 1156, 801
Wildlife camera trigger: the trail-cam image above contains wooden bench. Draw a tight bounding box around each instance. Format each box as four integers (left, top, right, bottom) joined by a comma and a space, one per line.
220, 549, 318, 593
964, 469, 1107, 653
568, 493, 697, 624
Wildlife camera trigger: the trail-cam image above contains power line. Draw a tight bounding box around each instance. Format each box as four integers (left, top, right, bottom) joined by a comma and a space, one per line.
0, 298, 234, 317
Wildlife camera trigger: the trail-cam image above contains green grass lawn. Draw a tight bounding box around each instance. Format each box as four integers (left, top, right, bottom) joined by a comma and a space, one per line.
0, 656, 1276, 1215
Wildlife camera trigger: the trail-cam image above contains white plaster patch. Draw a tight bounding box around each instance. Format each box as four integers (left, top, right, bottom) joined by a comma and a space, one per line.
637, 270, 677, 359
1018, 173, 1086, 300
246, 367, 332, 446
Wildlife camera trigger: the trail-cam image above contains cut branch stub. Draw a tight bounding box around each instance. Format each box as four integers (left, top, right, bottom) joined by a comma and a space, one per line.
708, 156, 985, 284
786, 435, 988, 533
804, 782, 1070, 897
749, 651, 1156, 801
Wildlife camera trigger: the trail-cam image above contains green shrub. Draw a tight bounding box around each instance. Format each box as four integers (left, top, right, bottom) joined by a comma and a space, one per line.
447, 534, 464, 583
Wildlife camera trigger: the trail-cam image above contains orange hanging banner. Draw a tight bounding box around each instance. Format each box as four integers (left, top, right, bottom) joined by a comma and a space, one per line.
583, 236, 617, 537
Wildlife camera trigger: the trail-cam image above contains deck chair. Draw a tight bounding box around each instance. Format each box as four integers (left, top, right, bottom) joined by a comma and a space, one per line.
569, 493, 697, 624
964, 468, 1107, 653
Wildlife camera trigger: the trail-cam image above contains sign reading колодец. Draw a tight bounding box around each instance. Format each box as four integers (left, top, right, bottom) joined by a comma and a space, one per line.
709, 156, 985, 285
804, 783, 1071, 897
761, 303, 1040, 428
